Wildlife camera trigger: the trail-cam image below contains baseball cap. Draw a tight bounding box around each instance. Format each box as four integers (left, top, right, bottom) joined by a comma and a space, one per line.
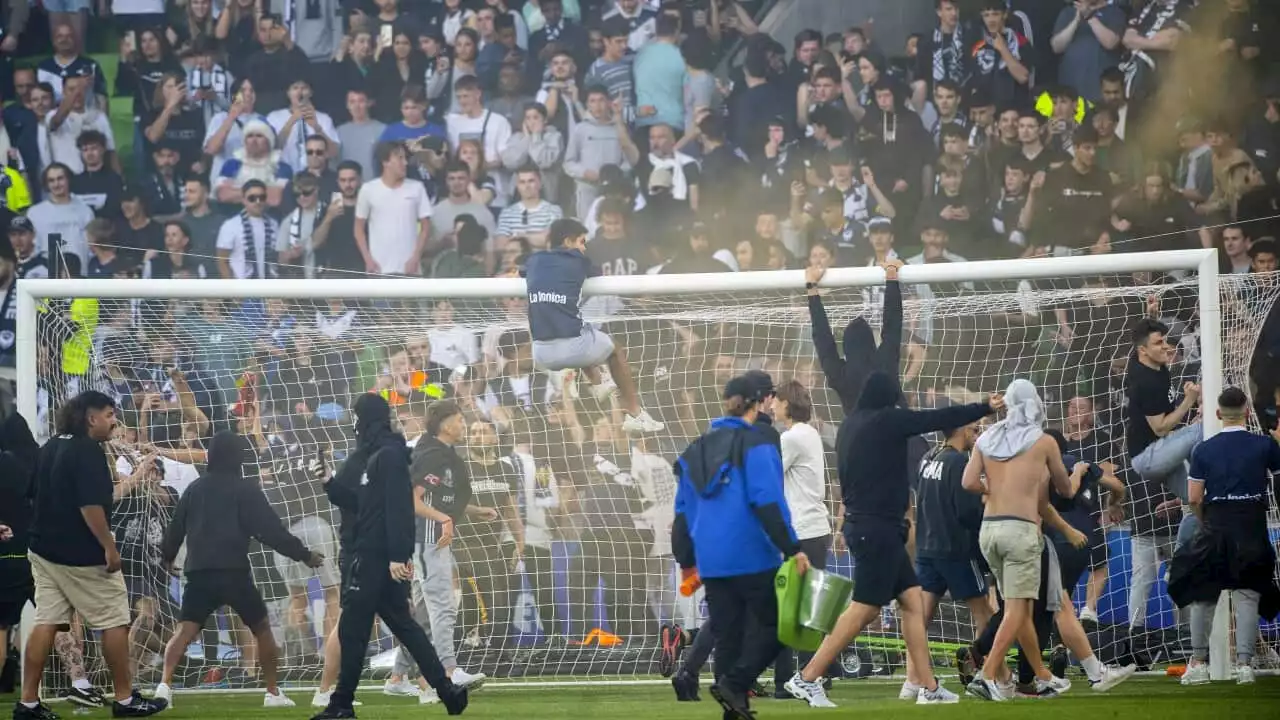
723, 370, 775, 403
8, 216, 34, 234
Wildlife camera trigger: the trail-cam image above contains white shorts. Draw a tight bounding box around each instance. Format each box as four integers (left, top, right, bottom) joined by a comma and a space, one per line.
273, 515, 340, 589
532, 325, 615, 371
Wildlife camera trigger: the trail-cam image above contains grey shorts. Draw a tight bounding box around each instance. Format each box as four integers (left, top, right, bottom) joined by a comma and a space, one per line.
532, 325, 615, 371
273, 515, 340, 589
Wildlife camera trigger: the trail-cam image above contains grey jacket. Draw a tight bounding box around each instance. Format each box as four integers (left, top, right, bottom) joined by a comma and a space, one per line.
501, 125, 564, 201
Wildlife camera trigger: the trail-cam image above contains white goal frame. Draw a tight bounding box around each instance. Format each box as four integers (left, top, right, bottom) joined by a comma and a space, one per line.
14, 248, 1233, 681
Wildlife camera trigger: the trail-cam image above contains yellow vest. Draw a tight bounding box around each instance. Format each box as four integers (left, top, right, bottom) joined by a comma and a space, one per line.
2, 167, 31, 212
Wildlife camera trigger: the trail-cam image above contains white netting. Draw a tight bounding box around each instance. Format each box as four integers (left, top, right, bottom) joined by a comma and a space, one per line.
23, 267, 1280, 693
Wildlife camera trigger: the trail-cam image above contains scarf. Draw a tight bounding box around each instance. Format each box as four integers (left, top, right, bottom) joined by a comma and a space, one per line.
240, 210, 277, 279
149, 172, 184, 214
975, 378, 1044, 461
188, 65, 229, 125
544, 20, 564, 42
931, 23, 965, 86
975, 27, 1022, 76
649, 151, 695, 201
287, 198, 326, 278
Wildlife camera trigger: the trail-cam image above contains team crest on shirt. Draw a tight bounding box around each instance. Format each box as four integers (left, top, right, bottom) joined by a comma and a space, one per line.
424, 473, 441, 486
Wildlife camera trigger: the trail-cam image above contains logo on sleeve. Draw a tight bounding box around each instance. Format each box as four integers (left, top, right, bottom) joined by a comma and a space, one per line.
423, 473, 441, 486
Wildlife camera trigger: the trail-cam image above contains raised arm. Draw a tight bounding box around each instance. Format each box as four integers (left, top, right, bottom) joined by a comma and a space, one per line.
805, 265, 846, 395
874, 263, 904, 375
892, 400, 995, 438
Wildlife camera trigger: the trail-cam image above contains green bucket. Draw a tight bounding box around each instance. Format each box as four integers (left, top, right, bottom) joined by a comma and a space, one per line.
798, 569, 854, 634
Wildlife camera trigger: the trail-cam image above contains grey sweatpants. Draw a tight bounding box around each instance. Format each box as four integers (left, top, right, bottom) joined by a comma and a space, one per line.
1190, 589, 1261, 664
394, 543, 458, 675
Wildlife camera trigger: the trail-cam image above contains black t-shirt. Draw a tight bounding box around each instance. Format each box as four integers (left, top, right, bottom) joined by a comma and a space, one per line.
1125, 358, 1176, 459
117, 220, 166, 269
72, 168, 125, 219
315, 210, 361, 275
1049, 455, 1104, 536
460, 455, 517, 544
587, 235, 654, 276
140, 106, 206, 174
111, 481, 177, 587
1039, 162, 1111, 245
409, 436, 473, 544
29, 434, 116, 566
119, 57, 185, 118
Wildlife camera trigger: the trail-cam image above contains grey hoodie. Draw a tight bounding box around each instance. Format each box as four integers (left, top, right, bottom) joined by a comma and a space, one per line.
563, 115, 631, 217
501, 125, 565, 201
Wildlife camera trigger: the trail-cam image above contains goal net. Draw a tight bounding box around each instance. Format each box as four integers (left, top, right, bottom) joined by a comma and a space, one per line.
16, 251, 1280, 693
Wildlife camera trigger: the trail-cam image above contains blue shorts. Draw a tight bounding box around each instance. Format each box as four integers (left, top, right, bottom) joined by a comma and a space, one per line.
915, 555, 988, 601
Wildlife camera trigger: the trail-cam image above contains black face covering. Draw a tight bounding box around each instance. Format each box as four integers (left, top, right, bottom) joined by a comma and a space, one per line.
206, 430, 250, 479
353, 392, 394, 449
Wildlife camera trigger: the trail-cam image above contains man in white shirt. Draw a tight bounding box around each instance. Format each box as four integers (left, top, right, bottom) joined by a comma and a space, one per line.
446, 76, 512, 200
215, 180, 282, 279
267, 78, 341, 173
45, 71, 115, 174
355, 142, 433, 276
26, 162, 96, 263
495, 166, 562, 250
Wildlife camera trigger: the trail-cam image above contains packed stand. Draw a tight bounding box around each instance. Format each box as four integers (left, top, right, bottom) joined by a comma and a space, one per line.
2, 0, 1280, 695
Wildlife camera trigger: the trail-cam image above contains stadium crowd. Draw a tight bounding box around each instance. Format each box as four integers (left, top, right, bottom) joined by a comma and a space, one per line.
3, 0, 1280, 714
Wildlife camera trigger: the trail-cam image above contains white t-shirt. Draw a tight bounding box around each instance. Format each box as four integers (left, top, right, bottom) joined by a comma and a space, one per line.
781, 422, 829, 541
112, 0, 165, 14
445, 110, 512, 197
355, 177, 432, 275
26, 198, 96, 263
428, 327, 479, 370
266, 108, 341, 174
44, 109, 115, 174
215, 214, 279, 279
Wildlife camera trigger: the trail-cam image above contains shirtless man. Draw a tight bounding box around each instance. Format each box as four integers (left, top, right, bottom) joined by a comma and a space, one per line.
961, 379, 1074, 701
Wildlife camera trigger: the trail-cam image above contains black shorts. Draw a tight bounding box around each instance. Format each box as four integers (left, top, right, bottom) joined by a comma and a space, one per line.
1086, 531, 1108, 570
0, 597, 29, 629
180, 569, 268, 629
845, 523, 918, 608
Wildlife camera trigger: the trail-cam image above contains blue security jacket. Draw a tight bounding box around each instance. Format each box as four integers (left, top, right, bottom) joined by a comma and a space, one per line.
671, 416, 799, 579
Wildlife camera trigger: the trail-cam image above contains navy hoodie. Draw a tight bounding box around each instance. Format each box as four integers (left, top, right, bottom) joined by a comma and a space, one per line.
671, 416, 799, 579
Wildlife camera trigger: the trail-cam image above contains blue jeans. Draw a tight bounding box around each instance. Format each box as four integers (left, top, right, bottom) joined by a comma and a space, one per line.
1174, 510, 1201, 552
1131, 422, 1202, 502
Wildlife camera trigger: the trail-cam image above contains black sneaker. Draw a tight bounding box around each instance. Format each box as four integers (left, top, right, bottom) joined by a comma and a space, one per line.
111, 691, 167, 717
13, 702, 60, 720
0, 646, 18, 693
709, 685, 754, 720
672, 671, 700, 701
1015, 682, 1058, 699
746, 681, 767, 698
955, 647, 977, 686
1049, 645, 1070, 679
309, 706, 357, 720
64, 686, 107, 709
440, 684, 468, 716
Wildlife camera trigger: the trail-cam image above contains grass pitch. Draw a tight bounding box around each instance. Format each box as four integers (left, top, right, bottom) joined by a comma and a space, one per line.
7, 675, 1280, 720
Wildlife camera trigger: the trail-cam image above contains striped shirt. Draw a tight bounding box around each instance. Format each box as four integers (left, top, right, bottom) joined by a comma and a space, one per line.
496, 200, 563, 238
585, 57, 635, 123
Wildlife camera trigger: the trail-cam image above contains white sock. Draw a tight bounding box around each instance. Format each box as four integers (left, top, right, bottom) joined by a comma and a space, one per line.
72, 677, 92, 691
116, 694, 133, 706
20, 701, 39, 709
1081, 655, 1104, 682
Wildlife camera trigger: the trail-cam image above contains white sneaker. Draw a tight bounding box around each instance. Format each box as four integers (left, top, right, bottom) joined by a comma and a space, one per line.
1091, 664, 1137, 692
1079, 607, 1099, 624
383, 678, 420, 696
1236, 665, 1256, 685
1039, 675, 1071, 694
310, 691, 329, 708
965, 677, 1007, 702
1181, 662, 1211, 686
590, 378, 618, 404
621, 409, 664, 436
263, 690, 296, 708
784, 673, 837, 708
152, 683, 172, 706
898, 680, 922, 700
917, 683, 960, 705
451, 667, 487, 691
420, 688, 440, 704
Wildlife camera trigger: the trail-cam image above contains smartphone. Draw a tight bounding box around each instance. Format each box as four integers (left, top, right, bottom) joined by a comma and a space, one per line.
125, 31, 137, 54
379, 24, 393, 48
330, 191, 342, 205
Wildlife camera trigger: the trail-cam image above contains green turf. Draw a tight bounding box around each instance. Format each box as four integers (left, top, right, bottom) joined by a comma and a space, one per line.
7, 676, 1280, 719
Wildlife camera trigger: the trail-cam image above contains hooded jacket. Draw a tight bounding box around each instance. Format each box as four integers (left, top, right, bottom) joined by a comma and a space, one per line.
838, 372, 992, 528
162, 431, 312, 572
347, 393, 417, 563
809, 280, 902, 415
671, 416, 799, 579
0, 413, 38, 599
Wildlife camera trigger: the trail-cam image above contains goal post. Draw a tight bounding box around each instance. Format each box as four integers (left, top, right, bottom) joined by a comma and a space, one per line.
13, 248, 1253, 690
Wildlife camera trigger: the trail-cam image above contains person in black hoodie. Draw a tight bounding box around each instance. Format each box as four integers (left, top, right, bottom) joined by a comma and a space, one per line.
0, 412, 38, 693
805, 261, 903, 415
785, 372, 999, 707
154, 431, 321, 708
312, 393, 468, 720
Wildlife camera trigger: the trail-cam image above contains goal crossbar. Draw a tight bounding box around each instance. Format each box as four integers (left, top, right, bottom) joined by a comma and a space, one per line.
14, 248, 1233, 680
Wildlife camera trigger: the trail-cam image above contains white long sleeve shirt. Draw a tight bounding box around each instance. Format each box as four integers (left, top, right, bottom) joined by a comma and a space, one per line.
781, 422, 829, 541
